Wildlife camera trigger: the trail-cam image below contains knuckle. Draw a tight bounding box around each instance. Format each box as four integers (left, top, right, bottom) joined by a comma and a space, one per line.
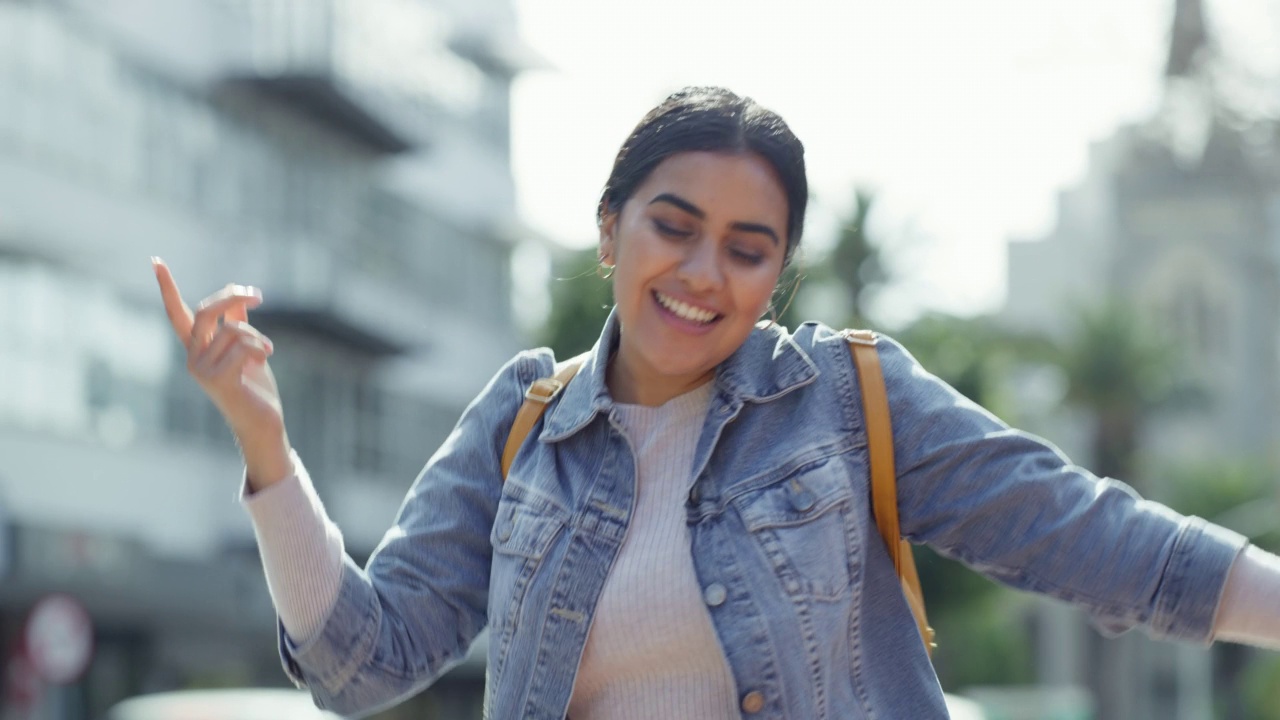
192, 305, 216, 324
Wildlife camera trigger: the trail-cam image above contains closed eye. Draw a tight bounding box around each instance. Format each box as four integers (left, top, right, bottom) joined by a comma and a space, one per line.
653, 219, 693, 238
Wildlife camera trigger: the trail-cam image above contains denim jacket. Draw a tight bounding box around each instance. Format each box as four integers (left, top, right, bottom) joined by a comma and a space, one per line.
277, 311, 1247, 719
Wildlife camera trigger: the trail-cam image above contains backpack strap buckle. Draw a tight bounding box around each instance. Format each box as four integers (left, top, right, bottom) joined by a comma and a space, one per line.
843, 329, 878, 346
525, 378, 566, 403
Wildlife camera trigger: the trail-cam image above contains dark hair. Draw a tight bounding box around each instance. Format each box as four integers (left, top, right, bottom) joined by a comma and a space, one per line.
597, 86, 808, 264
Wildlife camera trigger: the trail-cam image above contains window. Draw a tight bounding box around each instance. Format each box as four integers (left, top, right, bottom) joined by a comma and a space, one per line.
0, 262, 170, 440
353, 382, 384, 474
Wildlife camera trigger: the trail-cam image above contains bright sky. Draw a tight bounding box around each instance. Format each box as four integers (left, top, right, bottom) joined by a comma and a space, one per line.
509, 0, 1275, 327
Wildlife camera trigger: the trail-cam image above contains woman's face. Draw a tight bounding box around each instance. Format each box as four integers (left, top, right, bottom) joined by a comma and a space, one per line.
600, 151, 789, 402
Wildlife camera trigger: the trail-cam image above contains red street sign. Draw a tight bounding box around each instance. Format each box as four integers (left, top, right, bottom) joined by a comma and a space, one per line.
23, 594, 94, 685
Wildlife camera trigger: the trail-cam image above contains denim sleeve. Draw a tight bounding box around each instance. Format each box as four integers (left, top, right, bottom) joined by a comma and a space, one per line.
276, 349, 552, 716
875, 335, 1247, 643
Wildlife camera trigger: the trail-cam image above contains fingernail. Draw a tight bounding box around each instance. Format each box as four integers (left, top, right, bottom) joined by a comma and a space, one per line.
150, 256, 162, 266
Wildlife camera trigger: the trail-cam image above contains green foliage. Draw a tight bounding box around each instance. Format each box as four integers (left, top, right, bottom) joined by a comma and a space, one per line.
1241, 654, 1280, 720
1050, 300, 1199, 484
789, 188, 889, 330
773, 259, 807, 331
829, 189, 887, 328
916, 545, 1036, 690
538, 248, 613, 359
1056, 301, 1192, 415
1158, 460, 1280, 552
894, 313, 1054, 421
915, 545, 1038, 688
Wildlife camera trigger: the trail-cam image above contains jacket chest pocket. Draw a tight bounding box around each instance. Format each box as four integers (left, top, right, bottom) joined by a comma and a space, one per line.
733, 456, 857, 602
489, 498, 564, 674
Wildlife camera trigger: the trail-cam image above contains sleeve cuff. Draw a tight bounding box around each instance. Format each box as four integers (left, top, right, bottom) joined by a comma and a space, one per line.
1150, 517, 1249, 644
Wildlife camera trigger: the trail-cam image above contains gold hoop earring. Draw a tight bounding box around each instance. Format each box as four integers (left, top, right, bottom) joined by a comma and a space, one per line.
596, 263, 614, 280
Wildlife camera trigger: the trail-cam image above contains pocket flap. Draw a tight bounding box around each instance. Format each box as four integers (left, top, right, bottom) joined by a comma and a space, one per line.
491, 504, 562, 560
736, 457, 851, 532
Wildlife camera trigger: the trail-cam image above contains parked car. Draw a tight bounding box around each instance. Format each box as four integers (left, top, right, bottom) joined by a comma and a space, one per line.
946, 692, 990, 720
106, 686, 983, 720
104, 688, 339, 720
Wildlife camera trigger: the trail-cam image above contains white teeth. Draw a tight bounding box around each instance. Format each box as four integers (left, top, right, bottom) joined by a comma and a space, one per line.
655, 291, 718, 324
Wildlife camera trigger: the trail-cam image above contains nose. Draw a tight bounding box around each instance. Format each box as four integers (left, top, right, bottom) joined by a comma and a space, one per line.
675, 237, 723, 292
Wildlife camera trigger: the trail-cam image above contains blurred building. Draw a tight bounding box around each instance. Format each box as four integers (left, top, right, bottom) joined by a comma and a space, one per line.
0, 0, 539, 717
1003, 0, 1280, 469
1002, 1, 1280, 718
1003, 115, 1280, 468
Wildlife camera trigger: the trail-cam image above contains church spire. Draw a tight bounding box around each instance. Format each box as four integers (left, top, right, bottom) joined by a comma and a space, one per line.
1166, 0, 1209, 77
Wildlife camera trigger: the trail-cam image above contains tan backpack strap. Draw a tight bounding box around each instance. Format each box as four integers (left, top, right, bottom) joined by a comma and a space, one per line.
846, 330, 936, 655
500, 353, 589, 480
847, 331, 902, 568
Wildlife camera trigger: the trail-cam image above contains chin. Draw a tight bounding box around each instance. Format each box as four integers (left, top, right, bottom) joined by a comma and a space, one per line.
643, 350, 711, 378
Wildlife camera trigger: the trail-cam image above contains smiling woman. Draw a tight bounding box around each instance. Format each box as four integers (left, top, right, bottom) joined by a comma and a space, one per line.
595, 87, 805, 406
157, 85, 1280, 720
600, 152, 791, 405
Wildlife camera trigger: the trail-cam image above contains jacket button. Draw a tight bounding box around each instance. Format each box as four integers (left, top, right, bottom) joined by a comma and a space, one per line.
741, 690, 765, 713
703, 583, 727, 607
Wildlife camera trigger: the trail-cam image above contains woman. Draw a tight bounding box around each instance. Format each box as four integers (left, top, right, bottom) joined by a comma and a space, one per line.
155, 87, 1280, 719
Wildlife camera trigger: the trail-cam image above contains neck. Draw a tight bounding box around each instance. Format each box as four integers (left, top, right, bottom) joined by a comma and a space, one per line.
607, 350, 714, 407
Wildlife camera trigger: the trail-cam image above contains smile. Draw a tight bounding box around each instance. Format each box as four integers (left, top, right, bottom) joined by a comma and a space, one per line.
653, 290, 721, 325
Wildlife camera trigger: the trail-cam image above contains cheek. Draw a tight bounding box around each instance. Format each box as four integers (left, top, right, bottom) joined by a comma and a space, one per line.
613, 233, 672, 289
739, 271, 783, 314
609, 258, 651, 316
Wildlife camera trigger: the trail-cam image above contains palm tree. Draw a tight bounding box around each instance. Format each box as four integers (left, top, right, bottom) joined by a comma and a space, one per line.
830, 188, 887, 329
1056, 301, 1189, 488
1052, 300, 1196, 720
539, 247, 613, 359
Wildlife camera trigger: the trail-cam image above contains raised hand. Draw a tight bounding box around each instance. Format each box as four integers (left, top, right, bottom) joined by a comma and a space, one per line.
153, 257, 293, 490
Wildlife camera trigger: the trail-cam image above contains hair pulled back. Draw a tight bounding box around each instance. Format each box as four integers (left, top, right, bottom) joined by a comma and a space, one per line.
597, 87, 808, 265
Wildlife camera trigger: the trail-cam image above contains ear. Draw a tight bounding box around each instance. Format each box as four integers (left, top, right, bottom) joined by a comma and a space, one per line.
598, 211, 618, 266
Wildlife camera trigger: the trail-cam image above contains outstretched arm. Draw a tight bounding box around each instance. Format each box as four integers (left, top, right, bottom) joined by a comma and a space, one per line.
1214, 545, 1280, 650
873, 334, 1248, 643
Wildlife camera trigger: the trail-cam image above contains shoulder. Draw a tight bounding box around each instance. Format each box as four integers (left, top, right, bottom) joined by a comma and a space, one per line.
775, 321, 935, 401
508, 346, 557, 383
461, 347, 558, 420
776, 321, 920, 369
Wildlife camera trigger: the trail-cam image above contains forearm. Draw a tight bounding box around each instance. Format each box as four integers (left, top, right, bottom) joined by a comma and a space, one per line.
241, 451, 345, 644
1213, 544, 1280, 650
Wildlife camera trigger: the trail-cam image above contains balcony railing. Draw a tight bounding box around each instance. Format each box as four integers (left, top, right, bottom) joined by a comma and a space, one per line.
217, 0, 490, 154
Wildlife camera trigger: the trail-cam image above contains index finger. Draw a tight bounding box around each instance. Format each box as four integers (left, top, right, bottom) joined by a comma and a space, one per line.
152, 257, 194, 339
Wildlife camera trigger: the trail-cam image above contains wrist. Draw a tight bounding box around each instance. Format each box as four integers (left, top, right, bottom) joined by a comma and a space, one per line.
240, 429, 294, 492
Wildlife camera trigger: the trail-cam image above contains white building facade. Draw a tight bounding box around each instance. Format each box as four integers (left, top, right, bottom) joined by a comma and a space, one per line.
0, 1, 537, 717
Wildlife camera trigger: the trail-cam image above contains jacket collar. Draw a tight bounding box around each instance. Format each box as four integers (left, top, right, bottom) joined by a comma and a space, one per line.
539, 307, 819, 442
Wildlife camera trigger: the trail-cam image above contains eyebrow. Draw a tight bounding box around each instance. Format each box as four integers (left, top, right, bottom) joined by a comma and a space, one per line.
648, 193, 780, 246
